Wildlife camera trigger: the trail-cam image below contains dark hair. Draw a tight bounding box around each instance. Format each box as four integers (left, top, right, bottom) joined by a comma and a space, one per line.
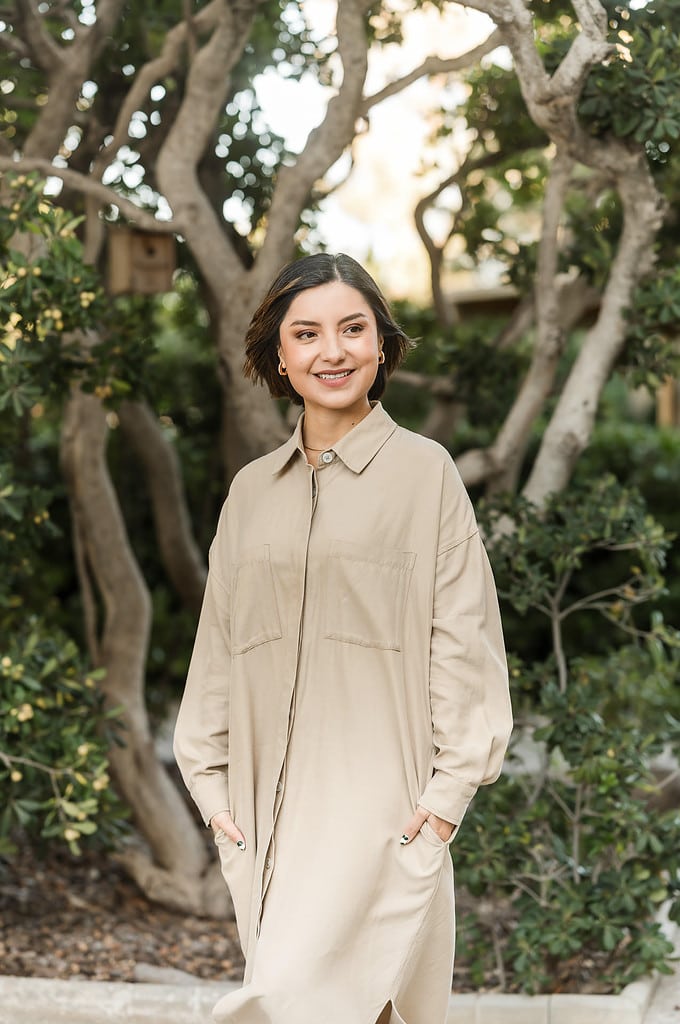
243, 253, 415, 405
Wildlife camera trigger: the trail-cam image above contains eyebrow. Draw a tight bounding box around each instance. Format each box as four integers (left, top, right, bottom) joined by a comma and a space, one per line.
288, 312, 369, 327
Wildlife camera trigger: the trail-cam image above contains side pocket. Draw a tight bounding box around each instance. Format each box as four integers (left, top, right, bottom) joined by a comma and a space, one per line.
232, 544, 282, 655
323, 540, 416, 651
213, 831, 251, 952
420, 819, 447, 848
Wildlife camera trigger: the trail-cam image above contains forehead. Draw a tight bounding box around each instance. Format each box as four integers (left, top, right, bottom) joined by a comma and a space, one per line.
283, 280, 374, 323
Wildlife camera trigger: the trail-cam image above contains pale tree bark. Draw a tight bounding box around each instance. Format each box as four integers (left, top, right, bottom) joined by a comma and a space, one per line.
523, 167, 663, 502
117, 401, 207, 614
480, 148, 576, 496
60, 390, 227, 916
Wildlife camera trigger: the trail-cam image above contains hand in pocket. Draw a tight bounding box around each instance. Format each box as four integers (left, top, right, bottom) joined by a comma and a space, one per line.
399, 805, 455, 845
210, 810, 247, 850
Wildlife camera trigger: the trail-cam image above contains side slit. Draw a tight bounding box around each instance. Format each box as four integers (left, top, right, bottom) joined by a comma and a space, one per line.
375, 1001, 392, 1024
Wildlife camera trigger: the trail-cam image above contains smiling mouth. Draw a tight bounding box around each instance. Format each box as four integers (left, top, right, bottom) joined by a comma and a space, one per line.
315, 369, 354, 380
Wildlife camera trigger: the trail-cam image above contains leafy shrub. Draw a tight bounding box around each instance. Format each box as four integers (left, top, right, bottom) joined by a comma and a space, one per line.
453, 477, 680, 993
0, 173, 131, 857
0, 626, 127, 857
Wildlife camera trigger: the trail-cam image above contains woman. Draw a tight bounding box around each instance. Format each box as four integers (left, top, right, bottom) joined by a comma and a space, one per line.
174, 253, 512, 1024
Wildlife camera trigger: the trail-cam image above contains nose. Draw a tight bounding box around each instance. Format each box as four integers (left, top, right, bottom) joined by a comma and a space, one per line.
318, 331, 345, 364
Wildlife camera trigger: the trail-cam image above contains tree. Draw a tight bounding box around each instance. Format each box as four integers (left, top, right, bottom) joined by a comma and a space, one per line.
411, 0, 679, 503
1, 0, 677, 923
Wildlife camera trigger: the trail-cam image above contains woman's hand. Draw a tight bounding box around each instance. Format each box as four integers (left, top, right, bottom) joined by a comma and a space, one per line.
400, 805, 455, 845
210, 809, 247, 851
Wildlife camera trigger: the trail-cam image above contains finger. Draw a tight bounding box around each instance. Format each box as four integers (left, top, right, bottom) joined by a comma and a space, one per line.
211, 813, 247, 851
421, 807, 456, 843
399, 807, 428, 845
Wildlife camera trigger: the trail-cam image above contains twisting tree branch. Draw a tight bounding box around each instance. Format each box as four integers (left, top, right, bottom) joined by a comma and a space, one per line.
91, 0, 222, 182
361, 29, 504, 114
13, 0, 62, 73
0, 156, 177, 232
117, 400, 207, 614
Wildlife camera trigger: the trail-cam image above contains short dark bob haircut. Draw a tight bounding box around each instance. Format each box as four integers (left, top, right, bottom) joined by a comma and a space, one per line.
243, 253, 415, 406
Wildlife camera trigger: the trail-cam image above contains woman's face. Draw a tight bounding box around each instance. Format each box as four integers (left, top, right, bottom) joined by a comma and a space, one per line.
278, 280, 382, 421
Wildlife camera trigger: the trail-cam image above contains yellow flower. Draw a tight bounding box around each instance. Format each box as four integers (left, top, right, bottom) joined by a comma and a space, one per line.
84, 677, 96, 689
93, 774, 109, 791
16, 266, 27, 277
10, 769, 23, 782
1, 656, 11, 669
63, 827, 80, 842
77, 743, 90, 757
16, 703, 34, 721
32, 266, 42, 277
8, 212, 18, 222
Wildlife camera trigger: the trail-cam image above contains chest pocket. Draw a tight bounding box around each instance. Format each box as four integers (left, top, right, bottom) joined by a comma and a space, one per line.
323, 539, 416, 651
232, 544, 282, 655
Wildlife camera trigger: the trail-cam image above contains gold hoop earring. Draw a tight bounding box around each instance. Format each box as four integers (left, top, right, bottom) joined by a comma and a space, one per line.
378, 351, 385, 365
278, 360, 288, 376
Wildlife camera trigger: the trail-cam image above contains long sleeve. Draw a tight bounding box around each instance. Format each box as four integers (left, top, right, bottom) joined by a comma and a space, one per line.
173, 501, 232, 826
418, 461, 512, 830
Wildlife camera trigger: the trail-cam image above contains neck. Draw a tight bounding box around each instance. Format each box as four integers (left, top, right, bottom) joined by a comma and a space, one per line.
302, 400, 372, 450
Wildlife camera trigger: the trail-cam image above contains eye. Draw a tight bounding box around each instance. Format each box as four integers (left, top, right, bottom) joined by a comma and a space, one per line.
344, 323, 365, 335
295, 330, 317, 341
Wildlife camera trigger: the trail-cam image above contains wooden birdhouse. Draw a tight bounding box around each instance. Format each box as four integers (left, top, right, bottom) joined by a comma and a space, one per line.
107, 226, 176, 296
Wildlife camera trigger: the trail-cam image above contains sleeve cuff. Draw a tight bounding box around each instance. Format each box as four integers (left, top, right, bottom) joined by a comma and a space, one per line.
188, 774, 231, 827
418, 771, 477, 832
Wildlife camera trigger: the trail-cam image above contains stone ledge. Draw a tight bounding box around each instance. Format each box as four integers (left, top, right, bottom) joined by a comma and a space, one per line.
446, 986, 652, 1024
0, 973, 659, 1024
0, 976, 237, 1024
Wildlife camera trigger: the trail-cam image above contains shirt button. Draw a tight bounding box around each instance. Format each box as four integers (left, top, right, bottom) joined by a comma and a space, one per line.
321, 450, 334, 464
265, 857, 273, 870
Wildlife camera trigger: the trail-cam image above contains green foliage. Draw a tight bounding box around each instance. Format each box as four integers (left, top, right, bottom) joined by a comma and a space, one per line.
0, 173, 135, 857
391, 300, 530, 442
579, 1, 680, 163
0, 627, 127, 857
618, 268, 680, 391
453, 478, 680, 993
0, 173, 155, 408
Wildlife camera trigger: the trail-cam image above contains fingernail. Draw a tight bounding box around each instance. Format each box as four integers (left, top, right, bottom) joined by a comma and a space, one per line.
236, 840, 245, 850
400, 834, 409, 845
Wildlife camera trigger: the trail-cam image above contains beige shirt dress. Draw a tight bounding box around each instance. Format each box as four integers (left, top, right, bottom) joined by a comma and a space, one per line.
174, 401, 512, 1024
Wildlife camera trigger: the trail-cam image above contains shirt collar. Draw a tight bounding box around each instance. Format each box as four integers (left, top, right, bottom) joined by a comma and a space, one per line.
269, 401, 397, 475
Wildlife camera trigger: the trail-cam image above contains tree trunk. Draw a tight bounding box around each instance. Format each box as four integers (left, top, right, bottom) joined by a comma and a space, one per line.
60, 389, 228, 916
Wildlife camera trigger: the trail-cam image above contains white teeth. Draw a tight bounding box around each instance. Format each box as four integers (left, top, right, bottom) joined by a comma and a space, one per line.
317, 370, 352, 380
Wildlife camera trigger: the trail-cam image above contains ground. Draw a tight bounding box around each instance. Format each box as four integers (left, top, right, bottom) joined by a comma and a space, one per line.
0, 843, 244, 984
0, 840, 650, 995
